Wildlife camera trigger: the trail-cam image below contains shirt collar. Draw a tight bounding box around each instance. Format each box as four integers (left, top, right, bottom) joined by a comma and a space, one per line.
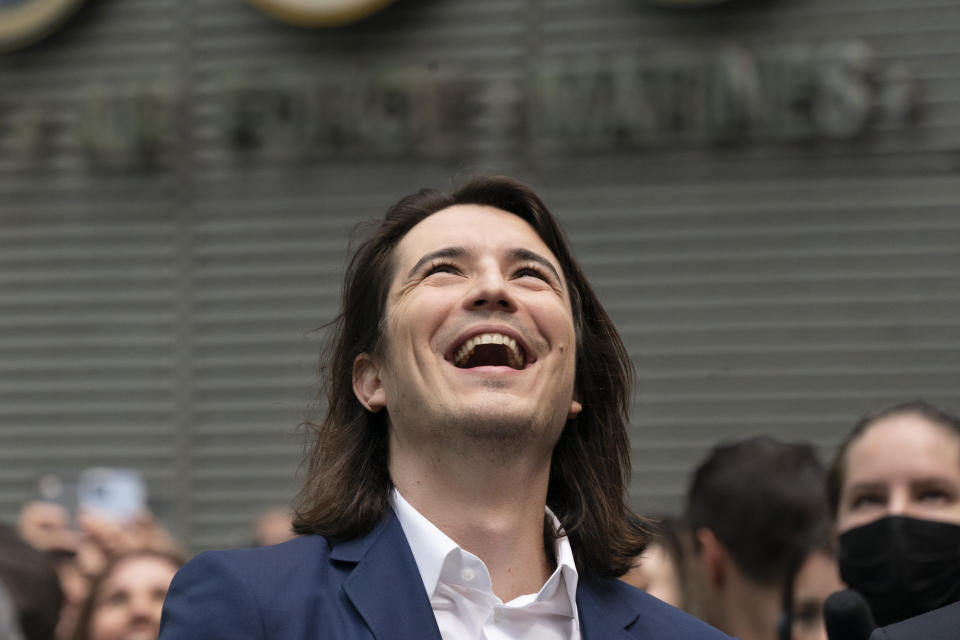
390, 488, 579, 612
552, 512, 580, 615
390, 488, 460, 598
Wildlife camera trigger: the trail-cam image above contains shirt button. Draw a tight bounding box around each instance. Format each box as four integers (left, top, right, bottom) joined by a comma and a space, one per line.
461, 567, 476, 581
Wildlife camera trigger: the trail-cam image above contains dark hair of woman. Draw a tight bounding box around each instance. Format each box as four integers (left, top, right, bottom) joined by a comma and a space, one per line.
292, 174, 650, 577
0, 524, 62, 640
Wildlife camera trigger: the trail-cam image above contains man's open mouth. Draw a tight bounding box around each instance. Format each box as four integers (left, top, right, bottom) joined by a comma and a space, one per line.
452, 332, 526, 370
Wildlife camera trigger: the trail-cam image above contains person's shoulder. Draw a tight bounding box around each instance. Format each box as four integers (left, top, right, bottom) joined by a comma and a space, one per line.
161, 535, 337, 640
869, 600, 960, 640
591, 578, 733, 640
228, 533, 331, 563
179, 534, 331, 586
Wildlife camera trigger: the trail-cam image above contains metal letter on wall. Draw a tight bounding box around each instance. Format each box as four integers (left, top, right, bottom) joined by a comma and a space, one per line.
0, 0, 86, 52
247, 0, 397, 27
643, 0, 737, 8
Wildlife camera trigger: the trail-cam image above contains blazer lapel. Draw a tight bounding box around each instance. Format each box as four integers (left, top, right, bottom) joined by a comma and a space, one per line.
333, 511, 443, 640
576, 574, 639, 640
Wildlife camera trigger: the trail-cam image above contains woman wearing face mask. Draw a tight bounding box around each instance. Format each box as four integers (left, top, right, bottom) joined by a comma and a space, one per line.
72, 551, 183, 640
826, 400, 960, 628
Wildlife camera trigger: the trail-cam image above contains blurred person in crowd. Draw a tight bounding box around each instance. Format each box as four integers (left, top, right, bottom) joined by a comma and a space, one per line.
18, 489, 182, 640
0, 524, 63, 640
250, 507, 295, 547
18, 499, 87, 639
0, 580, 25, 640
17, 503, 76, 557
71, 551, 182, 640
621, 517, 688, 608
827, 400, 960, 637
160, 175, 732, 639
73, 512, 182, 581
65, 509, 182, 640
779, 537, 844, 640
48, 553, 87, 640
685, 436, 832, 640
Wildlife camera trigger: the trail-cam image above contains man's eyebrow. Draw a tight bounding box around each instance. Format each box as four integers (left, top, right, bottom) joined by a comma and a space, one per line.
512, 248, 562, 283
406, 247, 467, 279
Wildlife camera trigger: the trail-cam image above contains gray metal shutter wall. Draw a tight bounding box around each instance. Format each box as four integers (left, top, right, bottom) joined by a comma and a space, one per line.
1, 0, 958, 551
0, 0, 185, 534
551, 178, 960, 515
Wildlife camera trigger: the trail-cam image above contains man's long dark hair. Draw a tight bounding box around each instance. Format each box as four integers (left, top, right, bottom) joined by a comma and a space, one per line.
292, 175, 649, 577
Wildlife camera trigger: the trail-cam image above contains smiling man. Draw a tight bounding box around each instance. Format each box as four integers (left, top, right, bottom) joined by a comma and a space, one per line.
159, 175, 731, 640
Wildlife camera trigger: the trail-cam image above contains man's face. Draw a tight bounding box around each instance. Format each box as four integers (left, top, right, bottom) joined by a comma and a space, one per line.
353, 204, 581, 457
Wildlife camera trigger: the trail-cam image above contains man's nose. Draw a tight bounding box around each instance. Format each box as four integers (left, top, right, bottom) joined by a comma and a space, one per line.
466, 267, 516, 311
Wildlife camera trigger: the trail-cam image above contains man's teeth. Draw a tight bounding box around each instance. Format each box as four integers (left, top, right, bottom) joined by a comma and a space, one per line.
454, 333, 524, 369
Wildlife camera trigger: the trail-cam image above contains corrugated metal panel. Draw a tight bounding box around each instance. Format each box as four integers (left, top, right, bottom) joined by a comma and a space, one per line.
548, 175, 960, 513
187, 199, 364, 549
0, 208, 180, 517
1, 0, 958, 550
532, 0, 960, 513
0, 0, 184, 529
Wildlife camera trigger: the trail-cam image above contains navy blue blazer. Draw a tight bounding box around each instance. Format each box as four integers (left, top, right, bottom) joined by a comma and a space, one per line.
869, 601, 960, 640
159, 510, 731, 640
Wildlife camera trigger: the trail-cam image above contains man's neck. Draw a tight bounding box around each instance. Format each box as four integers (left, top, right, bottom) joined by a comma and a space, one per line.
710, 573, 782, 640
390, 443, 556, 602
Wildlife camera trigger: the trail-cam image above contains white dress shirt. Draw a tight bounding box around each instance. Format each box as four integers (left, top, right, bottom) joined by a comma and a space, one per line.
390, 489, 581, 640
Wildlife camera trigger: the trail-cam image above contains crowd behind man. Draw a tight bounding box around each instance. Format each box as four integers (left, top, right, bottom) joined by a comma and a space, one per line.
8, 409, 956, 640
5, 492, 291, 640
4, 411, 959, 640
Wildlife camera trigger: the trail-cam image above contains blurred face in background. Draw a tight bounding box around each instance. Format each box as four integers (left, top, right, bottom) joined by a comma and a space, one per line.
88, 554, 178, 640
833, 408, 960, 626
622, 541, 684, 608
789, 550, 844, 640
835, 412, 960, 533
252, 507, 295, 547
18, 501, 77, 553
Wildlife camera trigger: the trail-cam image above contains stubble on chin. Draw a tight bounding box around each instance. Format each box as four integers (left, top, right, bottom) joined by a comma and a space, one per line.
430, 404, 563, 468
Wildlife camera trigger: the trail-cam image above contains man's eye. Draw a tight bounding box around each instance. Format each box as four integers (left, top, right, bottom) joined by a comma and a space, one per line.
424, 262, 459, 276
514, 266, 549, 281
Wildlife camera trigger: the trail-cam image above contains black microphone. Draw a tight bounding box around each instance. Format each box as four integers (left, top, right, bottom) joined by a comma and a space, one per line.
824, 589, 877, 640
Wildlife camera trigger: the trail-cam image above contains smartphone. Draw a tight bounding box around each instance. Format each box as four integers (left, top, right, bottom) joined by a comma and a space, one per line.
77, 468, 147, 522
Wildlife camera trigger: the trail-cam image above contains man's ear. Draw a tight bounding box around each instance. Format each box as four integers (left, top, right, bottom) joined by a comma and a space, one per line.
353, 353, 386, 412
695, 527, 727, 589
567, 384, 583, 420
